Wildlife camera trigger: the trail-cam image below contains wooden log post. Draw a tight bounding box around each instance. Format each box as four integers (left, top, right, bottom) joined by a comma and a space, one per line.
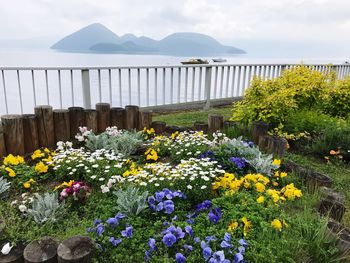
138, 110, 152, 130
110, 107, 126, 129
223, 120, 237, 130
274, 137, 288, 158
306, 170, 333, 193
68, 107, 85, 139
35, 106, 55, 148
165, 126, 180, 134
208, 114, 223, 134
1, 115, 25, 155
151, 121, 166, 134
0, 123, 7, 159
0, 241, 25, 263
326, 220, 350, 255
193, 121, 209, 133
84, 110, 98, 133
57, 236, 94, 263
252, 121, 269, 145
22, 114, 39, 153
266, 136, 275, 154
318, 187, 346, 222
23, 237, 58, 263
96, 103, 110, 133
53, 110, 70, 143
125, 105, 139, 130
258, 135, 269, 151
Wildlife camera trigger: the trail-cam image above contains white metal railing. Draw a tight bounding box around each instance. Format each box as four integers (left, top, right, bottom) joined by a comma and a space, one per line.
0, 63, 349, 115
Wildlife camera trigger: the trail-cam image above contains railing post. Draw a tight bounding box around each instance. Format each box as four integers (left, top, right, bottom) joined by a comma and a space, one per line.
81, 69, 92, 109
204, 66, 212, 110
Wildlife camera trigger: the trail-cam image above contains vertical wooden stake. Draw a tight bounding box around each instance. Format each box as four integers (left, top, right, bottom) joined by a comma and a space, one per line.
138, 110, 152, 130
68, 107, 85, 139
1, 115, 25, 155
96, 103, 110, 133
35, 106, 55, 148
53, 109, 70, 143
22, 114, 39, 153
110, 107, 126, 129
125, 105, 139, 130
0, 123, 7, 158
84, 109, 98, 133
208, 114, 223, 133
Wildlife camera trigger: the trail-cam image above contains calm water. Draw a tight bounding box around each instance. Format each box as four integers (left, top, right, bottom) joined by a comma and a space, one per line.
0, 48, 347, 115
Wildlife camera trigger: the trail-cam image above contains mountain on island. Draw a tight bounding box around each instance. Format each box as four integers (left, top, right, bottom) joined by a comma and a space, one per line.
51, 23, 245, 55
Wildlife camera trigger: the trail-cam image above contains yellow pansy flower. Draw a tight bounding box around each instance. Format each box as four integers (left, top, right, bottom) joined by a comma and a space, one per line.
257, 196, 265, 203
35, 162, 49, 174
272, 159, 281, 166
255, 182, 265, 193
228, 221, 238, 232
5, 167, 16, 177
271, 219, 282, 231
31, 149, 44, 160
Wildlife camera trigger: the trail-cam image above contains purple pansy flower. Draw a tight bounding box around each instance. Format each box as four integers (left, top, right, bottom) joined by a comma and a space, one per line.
175, 253, 186, 263
208, 208, 222, 224
109, 237, 122, 247
203, 247, 212, 261
121, 226, 133, 238
162, 233, 177, 247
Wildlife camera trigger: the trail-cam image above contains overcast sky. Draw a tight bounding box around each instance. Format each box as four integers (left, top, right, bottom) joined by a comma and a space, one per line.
0, 0, 349, 56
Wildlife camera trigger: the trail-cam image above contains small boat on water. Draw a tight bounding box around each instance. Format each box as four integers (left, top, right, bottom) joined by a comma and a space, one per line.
213, 58, 227, 63
181, 59, 209, 65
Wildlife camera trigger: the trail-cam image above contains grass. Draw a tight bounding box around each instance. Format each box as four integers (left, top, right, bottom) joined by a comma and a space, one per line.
285, 152, 350, 228
153, 106, 233, 127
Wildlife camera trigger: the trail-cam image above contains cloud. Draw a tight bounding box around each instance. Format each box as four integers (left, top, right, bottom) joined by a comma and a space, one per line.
0, 0, 349, 55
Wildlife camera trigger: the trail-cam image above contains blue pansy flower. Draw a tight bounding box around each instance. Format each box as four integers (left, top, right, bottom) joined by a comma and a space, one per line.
203, 246, 212, 261
162, 233, 177, 247
155, 191, 165, 202
106, 217, 119, 227
208, 208, 222, 224
121, 226, 133, 238
109, 237, 122, 247
185, 225, 193, 237
184, 244, 193, 252
176, 253, 186, 263
96, 223, 105, 236
234, 252, 244, 263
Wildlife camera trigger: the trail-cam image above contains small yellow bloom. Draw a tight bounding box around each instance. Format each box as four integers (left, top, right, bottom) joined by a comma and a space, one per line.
31, 149, 44, 160
272, 181, 279, 187
271, 219, 282, 231
272, 159, 281, 166
35, 162, 49, 174
5, 167, 16, 177
257, 196, 265, 203
23, 182, 31, 189
241, 217, 252, 236
228, 221, 238, 232
280, 172, 287, 178
255, 182, 265, 193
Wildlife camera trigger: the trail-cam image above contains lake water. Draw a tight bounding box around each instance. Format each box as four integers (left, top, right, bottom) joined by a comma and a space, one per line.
0, 48, 347, 115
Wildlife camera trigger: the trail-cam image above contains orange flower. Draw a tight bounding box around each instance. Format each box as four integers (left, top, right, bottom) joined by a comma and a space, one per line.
330, 149, 340, 155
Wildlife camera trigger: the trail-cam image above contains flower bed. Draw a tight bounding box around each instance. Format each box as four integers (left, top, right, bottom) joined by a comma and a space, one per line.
0, 126, 345, 262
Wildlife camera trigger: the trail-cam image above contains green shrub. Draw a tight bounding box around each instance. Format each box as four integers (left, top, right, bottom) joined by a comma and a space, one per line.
322, 77, 350, 118
231, 65, 336, 125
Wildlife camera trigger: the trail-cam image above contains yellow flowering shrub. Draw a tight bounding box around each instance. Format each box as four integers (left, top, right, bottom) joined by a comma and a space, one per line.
231, 65, 336, 125
145, 148, 159, 161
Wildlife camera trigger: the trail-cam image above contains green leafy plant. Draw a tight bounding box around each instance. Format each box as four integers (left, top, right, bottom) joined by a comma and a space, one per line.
27, 192, 63, 224
86, 130, 144, 157
0, 177, 11, 197
113, 186, 149, 216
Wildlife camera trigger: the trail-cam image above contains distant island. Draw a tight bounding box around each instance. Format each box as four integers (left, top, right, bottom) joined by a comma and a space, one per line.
51, 23, 245, 56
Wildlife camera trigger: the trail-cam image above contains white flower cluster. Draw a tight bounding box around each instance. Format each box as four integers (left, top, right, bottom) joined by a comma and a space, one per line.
75, 127, 92, 142
122, 158, 225, 190
11, 193, 34, 215
105, 126, 123, 137
53, 142, 127, 185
